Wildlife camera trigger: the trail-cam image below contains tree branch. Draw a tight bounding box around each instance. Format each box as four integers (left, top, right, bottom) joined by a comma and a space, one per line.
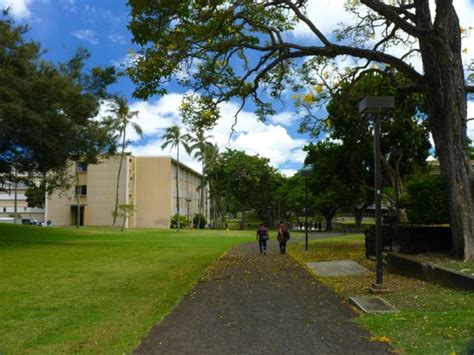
360, 0, 429, 38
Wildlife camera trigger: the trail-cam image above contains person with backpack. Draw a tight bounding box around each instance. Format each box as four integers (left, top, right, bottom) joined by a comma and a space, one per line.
256, 223, 269, 255
277, 221, 290, 254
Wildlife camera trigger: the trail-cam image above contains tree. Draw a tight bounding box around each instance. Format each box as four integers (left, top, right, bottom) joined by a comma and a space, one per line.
0, 16, 117, 229
128, 1, 474, 260
404, 174, 449, 225
305, 141, 355, 230
207, 149, 276, 229
188, 128, 213, 229
111, 203, 136, 232
161, 125, 190, 230
106, 96, 142, 228
325, 71, 431, 222
202, 143, 225, 228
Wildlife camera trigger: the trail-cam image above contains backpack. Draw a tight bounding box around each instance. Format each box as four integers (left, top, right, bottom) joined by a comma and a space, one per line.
283, 229, 290, 241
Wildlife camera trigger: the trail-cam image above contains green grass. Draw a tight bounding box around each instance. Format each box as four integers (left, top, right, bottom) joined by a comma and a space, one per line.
288, 234, 474, 355
0, 224, 253, 354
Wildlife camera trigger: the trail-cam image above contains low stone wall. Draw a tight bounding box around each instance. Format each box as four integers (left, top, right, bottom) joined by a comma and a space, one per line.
365, 224, 452, 258
387, 252, 474, 292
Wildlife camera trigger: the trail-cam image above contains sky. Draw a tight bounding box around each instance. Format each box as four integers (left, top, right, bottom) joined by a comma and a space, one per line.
2, 0, 474, 176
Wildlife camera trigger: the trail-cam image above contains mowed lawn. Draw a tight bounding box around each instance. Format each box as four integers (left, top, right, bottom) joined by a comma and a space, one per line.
289, 234, 474, 354
0, 224, 253, 354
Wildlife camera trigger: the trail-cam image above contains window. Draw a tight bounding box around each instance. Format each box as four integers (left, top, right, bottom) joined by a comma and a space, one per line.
3, 207, 5, 212
77, 162, 88, 172
75, 185, 87, 196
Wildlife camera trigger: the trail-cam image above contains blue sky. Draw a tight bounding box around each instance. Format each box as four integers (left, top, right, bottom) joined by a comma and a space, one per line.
2, 0, 474, 175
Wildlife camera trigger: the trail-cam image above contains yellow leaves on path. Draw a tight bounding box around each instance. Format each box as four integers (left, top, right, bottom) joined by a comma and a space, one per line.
369, 336, 391, 343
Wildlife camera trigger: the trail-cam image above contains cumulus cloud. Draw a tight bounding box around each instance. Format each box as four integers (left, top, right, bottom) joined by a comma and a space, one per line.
290, 1, 474, 74
108, 33, 128, 45
1, 0, 33, 19
280, 169, 297, 177
71, 29, 99, 45
99, 93, 308, 174
111, 52, 143, 69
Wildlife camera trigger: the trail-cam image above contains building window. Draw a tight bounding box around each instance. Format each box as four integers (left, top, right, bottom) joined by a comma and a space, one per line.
3, 207, 5, 212
77, 162, 88, 172
75, 185, 87, 196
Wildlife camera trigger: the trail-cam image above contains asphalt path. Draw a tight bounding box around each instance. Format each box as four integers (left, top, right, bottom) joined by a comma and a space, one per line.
135, 241, 389, 355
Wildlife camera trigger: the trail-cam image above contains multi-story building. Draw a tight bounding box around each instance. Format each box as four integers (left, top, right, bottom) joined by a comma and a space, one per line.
0, 178, 45, 222
46, 156, 208, 228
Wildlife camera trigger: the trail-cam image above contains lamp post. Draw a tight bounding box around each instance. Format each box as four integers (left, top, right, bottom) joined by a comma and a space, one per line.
299, 164, 314, 251
358, 96, 394, 291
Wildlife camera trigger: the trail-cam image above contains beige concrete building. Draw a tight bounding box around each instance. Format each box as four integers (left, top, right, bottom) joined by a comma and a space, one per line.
0, 178, 45, 223
46, 156, 208, 228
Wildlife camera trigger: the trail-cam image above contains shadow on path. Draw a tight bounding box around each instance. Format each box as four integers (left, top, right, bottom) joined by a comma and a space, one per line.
135, 241, 390, 355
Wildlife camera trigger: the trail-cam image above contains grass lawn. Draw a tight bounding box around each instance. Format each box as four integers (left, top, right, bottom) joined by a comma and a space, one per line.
0, 224, 253, 354
288, 234, 474, 355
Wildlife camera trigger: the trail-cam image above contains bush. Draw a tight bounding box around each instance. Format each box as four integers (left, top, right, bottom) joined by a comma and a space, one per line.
170, 214, 189, 229
405, 174, 449, 224
193, 213, 207, 229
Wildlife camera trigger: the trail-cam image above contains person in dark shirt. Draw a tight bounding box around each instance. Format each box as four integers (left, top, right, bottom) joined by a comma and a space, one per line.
277, 221, 289, 254
256, 223, 269, 255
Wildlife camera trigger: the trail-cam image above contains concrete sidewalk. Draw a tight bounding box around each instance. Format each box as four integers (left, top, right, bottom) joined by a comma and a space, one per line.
135, 241, 390, 354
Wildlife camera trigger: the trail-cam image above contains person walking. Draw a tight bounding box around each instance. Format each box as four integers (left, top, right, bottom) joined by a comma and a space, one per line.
277, 221, 289, 255
256, 223, 269, 255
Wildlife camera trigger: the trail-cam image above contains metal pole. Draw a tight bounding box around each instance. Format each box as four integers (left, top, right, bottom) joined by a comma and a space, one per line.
305, 178, 308, 251
13, 168, 18, 224
374, 115, 383, 286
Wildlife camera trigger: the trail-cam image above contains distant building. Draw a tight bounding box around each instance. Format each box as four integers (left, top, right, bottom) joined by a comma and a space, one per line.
0, 178, 45, 222
428, 159, 474, 178
47, 156, 208, 228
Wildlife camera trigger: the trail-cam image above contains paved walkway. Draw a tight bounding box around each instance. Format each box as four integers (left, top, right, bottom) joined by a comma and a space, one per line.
135, 241, 390, 355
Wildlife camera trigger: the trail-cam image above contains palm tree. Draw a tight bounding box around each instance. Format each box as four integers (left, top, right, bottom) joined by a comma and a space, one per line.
202, 143, 221, 228
188, 129, 213, 228
161, 125, 190, 230
107, 96, 142, 228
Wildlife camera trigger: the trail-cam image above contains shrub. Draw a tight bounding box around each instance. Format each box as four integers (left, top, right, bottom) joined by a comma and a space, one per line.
405, 174, 448, 224
193, 213, 207, 229
170, 214, 189, 229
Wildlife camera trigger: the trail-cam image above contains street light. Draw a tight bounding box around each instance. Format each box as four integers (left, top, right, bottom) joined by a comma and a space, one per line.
299, 164, 314, 251
358, 96, 394, 291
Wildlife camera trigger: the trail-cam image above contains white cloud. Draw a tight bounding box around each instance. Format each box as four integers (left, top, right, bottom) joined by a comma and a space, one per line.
280, 169, 297, 177
291, 0, 355, 39
71, 29, 99, 45
290, 1, 473, 75
112, 52, 142, 69
1, 0, 33, 19
270, 112, 298, 126
60, 0, 76, 12
108, 33, 128, 45
117, 93, 307, 174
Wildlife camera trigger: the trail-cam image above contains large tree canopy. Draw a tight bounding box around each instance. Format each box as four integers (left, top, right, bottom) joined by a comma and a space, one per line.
0, 16, 117, 190
128, 0, 474, 260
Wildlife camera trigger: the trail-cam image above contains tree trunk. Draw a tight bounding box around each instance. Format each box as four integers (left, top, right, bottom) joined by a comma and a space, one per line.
417, 5, 474, 260
240, 206, 246, 230
325, 214, 333, 231
113, 127, 126, 228
13, 168, 18, 224
75, 162, 80, 229
176, 145, 180, 230
354, 206, 365, 228
121, 214, 127, 232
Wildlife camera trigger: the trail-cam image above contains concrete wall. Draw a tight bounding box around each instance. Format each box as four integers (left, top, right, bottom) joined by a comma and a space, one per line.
86, 156, 128, 226
46, 156, 205, 229
134, 157, 172, 228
